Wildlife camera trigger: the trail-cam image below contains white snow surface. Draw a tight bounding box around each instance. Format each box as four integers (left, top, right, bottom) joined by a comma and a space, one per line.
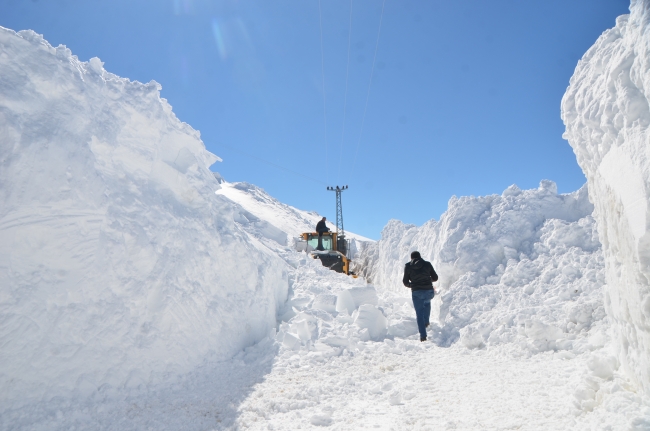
0, 26, 289, 409
3, 21, 650, 431
215, 179, 372, 243
356, 182, 608, 353
562, 0, 650, 396
353, 181, 650, 427
214, 179, 372, 258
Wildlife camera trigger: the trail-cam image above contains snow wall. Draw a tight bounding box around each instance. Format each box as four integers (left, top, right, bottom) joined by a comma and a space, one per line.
562, 0, 650, 395
357, 183, 611, 357
0, 27, 288, 407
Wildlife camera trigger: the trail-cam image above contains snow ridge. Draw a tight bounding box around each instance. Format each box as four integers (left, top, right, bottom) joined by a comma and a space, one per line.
0, 27, 288, 408
357, 182, 608, 356
562, 0, 650, 395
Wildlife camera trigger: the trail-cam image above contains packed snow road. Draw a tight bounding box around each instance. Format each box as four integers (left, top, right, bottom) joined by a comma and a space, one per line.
230, 258, 649, 431
236, 339, 586, 430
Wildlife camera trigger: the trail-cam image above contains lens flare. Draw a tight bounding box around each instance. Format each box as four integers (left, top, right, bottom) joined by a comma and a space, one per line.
211, 19, 227, 60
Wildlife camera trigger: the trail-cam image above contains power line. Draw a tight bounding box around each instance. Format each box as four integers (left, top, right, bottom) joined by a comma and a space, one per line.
318, 0, 329, 183
337, 0, 353, 184
349, 0, 386, 183
213, 141, 327, 185
327, 184, 348, 242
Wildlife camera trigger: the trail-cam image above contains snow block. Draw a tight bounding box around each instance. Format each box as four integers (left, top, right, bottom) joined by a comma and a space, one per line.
354, 304, 388, 340
335, 290, 356, 315
460, 326, 485, 350
348, 286, 379, 308
313, 294, 338, 314
387, 318, 419, 338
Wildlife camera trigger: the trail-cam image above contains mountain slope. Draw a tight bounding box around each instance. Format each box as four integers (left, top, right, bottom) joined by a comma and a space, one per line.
215, 178, 373, 257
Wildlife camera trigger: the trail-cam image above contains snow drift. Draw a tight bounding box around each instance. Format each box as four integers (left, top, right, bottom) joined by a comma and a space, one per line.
562, 0, 650, 395
0, 27, 288, 407
357, 182, 608, 356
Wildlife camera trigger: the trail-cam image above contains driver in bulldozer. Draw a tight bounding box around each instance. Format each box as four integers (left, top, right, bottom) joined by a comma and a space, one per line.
315, 217, 330, 251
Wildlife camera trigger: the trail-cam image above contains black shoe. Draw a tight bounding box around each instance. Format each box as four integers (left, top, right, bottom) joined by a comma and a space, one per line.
420, 337, 427, 342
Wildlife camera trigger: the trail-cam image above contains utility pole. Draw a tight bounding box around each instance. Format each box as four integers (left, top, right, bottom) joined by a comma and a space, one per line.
326, 185, 348, 255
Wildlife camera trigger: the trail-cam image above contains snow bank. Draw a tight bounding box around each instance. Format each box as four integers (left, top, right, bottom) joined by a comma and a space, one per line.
0, 27, 288, 407
357, 182, 608, 354
561, 0, 650, 394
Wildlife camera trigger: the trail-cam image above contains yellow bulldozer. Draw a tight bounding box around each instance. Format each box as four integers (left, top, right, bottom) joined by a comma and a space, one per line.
296, 231, 354, 276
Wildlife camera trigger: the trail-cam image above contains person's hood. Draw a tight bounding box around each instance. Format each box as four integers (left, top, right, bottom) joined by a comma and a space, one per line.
411, 258, 424, 269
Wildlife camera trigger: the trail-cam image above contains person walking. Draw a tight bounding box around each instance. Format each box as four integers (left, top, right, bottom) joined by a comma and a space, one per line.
403, 251, 438, 342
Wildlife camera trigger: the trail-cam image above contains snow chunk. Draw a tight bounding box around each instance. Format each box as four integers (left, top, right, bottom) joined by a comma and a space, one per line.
354, 304, 388, 340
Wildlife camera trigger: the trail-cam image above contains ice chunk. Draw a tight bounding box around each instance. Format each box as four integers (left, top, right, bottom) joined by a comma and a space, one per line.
387, 318, 419, 338
335, 286, 378, 316
461, 326, 485, 349
313, 294, 338, 314
354, 304, 388, 340
291, 319, 313, 342
348, 286, 379, 308
281, 332, 301, 350
336, 290, 356, 315
587, 354, 619, 380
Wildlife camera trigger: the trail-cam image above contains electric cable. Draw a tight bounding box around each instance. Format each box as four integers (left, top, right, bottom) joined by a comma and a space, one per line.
318, 0, 329, 183
349, 0, 386, 182
213, 141, 328, 186
337, 0, 353, 184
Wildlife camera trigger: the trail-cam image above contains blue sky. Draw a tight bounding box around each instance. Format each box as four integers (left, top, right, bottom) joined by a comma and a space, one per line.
2, 0, 630, 239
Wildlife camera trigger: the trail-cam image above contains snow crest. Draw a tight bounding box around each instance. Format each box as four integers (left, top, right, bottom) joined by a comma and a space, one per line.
562, 0, 650, 394
216, 180, 372, 242
357, 183, 608, 354
0, 27, 288, 407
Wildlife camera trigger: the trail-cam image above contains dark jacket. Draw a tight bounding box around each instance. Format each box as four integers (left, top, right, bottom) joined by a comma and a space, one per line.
403, 258, 438, 290
316, 220, 329, 234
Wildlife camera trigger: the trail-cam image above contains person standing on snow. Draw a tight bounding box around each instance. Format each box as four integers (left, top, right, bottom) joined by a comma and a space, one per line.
315, 217, 330, 251
403, 251, 438, 342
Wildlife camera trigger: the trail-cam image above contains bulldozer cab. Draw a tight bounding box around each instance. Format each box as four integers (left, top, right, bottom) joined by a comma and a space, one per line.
301, 232, 337, 252
298, 232, 353, 276
300, 232, 348, 255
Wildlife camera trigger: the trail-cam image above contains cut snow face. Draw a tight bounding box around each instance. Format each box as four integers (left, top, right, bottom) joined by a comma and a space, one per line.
0, 27, 288, 407
562, 0, 650, 395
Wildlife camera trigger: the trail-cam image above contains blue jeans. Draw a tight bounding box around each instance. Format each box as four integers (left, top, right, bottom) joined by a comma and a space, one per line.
412, 289, 434, 339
